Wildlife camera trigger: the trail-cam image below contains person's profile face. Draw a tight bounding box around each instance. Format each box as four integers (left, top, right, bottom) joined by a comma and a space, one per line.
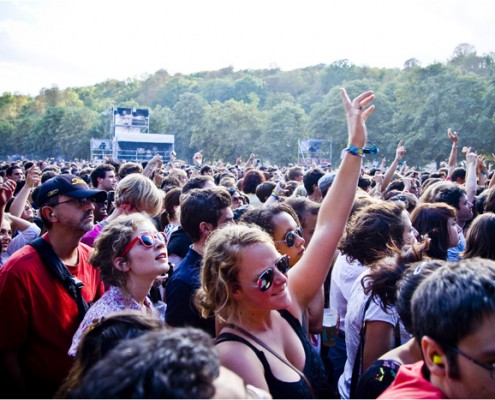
442, 313, 495, 399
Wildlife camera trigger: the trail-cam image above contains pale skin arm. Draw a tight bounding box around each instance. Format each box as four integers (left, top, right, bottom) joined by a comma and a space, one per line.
142, 154, 163, 178
217, 342, 270, 392
368, 173, 384, 197
6, 213, 33, 232
489, 155, 495, 189
288, 88, 375, 318
447, 128, 458, 179
363, 321, 395, 371
10, 165, 41, 217
464, 150, 477, 203
0, 179, 16, 227
476, 155, 487, 187
264, 181, 286, 206
381, 140, 405, 192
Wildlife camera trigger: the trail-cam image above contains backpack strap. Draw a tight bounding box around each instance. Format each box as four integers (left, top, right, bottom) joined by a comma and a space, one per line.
350, 295, 373, 399
29, 237, 89, 319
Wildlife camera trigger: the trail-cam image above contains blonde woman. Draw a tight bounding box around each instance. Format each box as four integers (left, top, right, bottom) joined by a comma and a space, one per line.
81, 173, 163, 246
196, 89, 375, 398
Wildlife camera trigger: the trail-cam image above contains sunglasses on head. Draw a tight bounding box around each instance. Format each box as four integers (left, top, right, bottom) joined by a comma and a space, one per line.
274, 226, 303, 247
241, 254, 290, 292
119, 232, 167, 257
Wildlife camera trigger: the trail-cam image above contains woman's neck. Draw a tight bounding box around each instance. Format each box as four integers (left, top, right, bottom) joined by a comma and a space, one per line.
124, 278, 153, 306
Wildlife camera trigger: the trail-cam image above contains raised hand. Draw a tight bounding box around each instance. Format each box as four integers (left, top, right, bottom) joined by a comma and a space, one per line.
25, 165, 41, 188
395, 140, 406, 160
193, 150, 203, 166
448, 128, 458, 145
340, 88, 375, 148
0, 179, 16, 208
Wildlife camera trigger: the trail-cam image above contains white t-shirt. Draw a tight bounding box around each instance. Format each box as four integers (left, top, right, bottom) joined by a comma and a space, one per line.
329, 252, 365, 332
338, 270, 411, 399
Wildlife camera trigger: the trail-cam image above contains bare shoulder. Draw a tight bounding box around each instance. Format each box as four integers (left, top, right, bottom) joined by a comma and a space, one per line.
216, 339, 269, 391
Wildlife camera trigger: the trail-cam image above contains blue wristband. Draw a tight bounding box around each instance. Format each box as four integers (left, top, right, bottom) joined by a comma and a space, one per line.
344, 145, 365, 158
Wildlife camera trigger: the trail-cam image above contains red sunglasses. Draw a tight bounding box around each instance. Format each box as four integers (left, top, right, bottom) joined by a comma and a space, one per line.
119, 232, 167, 257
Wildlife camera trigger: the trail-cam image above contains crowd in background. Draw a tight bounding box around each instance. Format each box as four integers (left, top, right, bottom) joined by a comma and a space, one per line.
1, 90, 495, 399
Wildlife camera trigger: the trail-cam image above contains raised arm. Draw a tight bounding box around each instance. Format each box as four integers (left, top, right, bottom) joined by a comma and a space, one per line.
447, 128, 459, 179
489, 154, 495, 189
477, 155, 488, 188
381, 140, 406, 192
464, 150, 477, 203
142, 154, 163, 178
288, 88, 375, 312
10, 165, 41, 217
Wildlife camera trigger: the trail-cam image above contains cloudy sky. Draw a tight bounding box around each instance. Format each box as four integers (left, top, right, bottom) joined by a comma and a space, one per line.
0, 0, 494, 96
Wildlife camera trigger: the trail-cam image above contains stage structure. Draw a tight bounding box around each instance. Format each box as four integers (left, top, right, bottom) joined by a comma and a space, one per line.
90, 107, 175, 162
298, 139, 332, 167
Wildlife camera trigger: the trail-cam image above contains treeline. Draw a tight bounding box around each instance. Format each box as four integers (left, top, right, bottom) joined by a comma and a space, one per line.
1, 43, 494, 167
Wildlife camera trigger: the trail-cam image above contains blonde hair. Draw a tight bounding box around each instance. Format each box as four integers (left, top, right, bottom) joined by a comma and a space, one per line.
114, 174, 163, 216
195, 223, 273, 322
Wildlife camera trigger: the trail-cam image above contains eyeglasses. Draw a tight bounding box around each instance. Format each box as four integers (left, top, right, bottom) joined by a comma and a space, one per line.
119, 232, 168, 257
274, 226, 303, 247
240, 255, 290, 292
447, 345, 495, 379
231, 196, 243, 204
53, 197, 97, 208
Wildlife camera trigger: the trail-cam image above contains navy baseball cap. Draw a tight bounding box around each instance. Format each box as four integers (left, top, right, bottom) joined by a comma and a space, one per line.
32, 174, 107, 208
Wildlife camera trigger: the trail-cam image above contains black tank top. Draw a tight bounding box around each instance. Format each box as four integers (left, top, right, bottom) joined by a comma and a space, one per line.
216, 310, 329, 399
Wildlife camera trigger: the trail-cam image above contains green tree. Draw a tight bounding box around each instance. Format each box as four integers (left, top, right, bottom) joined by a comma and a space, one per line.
260, 101, 308, 165
168, 93, 207, 161
192, 99, 264, 163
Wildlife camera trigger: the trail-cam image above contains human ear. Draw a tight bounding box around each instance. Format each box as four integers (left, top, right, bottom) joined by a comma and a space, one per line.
422, 336, 447, 378
41, 206, 57, 222
114, 257, 129, 272
199, 221, 213, 236
230, 283, 242, 300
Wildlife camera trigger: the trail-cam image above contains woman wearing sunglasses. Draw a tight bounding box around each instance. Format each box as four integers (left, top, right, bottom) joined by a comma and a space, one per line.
68, 213, 169, 356
196, 88, 375, 398
241, 203, 306, 268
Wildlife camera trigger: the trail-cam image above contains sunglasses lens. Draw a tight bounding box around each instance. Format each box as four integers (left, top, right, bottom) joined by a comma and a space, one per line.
157, 232, 167, 243
276, 256, 290, 274
140, 235, 155, 247
257, 268, 274, 292
285, 231, 295, 247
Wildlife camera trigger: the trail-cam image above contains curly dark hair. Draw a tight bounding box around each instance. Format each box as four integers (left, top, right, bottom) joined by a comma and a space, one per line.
339, 201, 407, 266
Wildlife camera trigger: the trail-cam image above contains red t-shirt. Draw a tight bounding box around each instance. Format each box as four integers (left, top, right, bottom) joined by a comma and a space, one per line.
378, 361, 447, 399
0, 235, 104, 392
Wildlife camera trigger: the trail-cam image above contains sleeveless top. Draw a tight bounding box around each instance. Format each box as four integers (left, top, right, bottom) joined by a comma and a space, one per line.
216, 310, 329, 399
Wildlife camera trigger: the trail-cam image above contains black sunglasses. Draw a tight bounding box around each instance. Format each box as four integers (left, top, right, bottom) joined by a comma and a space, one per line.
274, 226, 303, 247
241, 255, 290, 292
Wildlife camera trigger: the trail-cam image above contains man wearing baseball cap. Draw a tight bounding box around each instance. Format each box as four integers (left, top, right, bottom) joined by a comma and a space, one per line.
0, 174, 106, 397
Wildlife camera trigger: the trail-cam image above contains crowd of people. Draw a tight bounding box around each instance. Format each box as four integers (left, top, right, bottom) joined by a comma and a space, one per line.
0, 88, 495, 399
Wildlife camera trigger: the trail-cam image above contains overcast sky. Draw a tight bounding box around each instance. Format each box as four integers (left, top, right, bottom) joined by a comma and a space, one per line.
1, 0, 494, 96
